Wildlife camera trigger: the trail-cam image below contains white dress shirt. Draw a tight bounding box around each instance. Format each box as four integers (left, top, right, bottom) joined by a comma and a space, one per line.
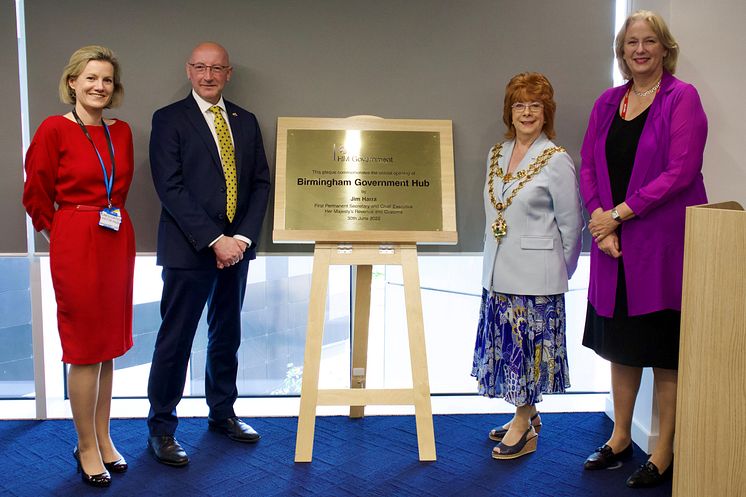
192, 89, 235, 149
191, 90, 251, 248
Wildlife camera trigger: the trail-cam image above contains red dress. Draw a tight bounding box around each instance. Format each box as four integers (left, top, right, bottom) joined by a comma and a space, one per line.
23, 115, 135, 365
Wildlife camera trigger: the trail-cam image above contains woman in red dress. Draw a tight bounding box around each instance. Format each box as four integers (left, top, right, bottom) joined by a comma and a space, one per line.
23, 46, 135, 488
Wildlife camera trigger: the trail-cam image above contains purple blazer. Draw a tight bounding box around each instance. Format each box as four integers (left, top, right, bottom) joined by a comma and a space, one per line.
579, 71, 708, 317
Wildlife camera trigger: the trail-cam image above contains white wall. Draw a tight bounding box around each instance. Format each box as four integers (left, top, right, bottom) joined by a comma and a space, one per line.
630, 0, 670, 20
633, 0, 746, 205
672, 0, 746, 205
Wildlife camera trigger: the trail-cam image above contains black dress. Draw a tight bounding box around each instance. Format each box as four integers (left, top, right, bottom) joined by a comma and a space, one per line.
582, 107, 681, 370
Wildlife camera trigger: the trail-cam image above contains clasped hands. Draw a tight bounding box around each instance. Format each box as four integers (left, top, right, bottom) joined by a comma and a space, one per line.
213, 236, 247, 269
589, 208, 621, 258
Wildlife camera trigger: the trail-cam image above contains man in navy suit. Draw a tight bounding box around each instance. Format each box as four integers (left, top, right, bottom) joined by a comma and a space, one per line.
147, 41, 271, 466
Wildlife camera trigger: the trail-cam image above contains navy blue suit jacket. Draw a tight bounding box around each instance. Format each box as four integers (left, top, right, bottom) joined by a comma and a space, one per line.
150, 94, 271, 268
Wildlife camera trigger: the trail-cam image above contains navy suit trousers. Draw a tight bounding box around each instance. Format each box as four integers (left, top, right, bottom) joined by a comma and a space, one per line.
147, 260, 249, 436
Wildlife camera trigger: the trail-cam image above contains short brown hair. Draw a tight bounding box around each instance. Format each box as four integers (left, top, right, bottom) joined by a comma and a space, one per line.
58, 45, 124, 108
502, 72, 556, 140
615, 10, 679, 80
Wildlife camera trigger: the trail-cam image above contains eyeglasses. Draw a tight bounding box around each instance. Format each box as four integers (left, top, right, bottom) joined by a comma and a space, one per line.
188, 63, 230, 75
511, 102, 544, 114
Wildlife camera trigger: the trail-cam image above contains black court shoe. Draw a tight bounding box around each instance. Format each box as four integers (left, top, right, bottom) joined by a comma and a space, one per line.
103, 456, 128, 473
73, 447, 111, 488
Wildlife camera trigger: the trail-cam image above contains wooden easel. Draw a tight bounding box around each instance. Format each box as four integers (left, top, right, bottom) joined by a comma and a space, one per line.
294, 242, 436, 462
273, 116, 456, 463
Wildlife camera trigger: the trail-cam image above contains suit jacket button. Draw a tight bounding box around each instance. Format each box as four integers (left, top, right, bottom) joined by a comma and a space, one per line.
218, 213, 225, 220
220, 186, 226, 193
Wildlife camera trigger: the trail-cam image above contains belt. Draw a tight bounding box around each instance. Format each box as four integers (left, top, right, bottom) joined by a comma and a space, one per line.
58, 204, 105, 211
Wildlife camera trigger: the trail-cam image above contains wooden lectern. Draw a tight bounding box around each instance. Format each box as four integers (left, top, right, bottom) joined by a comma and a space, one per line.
674, 201, 746, 496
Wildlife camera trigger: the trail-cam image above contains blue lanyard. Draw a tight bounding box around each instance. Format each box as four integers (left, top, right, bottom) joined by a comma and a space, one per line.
72, 109, 116, 207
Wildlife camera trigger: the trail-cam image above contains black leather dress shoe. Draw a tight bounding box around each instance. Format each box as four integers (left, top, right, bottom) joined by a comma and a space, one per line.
626, 460, 672, 488
147, 435, 189, 466
583, 443, 633, 470
208, 416, 261, 443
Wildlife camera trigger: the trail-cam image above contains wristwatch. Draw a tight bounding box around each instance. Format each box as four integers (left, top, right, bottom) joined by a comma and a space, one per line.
611, 209, 622, 223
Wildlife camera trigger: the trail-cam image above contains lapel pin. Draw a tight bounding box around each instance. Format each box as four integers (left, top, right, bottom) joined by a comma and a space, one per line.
232, 112, 238, 117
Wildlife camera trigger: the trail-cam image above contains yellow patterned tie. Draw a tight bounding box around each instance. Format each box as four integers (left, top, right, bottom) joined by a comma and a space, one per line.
209, 105, 237, 222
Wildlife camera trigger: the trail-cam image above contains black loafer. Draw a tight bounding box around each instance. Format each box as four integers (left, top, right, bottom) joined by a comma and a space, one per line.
147, 435, 189, 467
583, 443, 633, 470
626, 460, 672, 488
208, 416, 261, 443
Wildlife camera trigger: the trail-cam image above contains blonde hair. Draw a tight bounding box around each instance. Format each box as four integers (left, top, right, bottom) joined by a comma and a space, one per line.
615, 10, 679, 80
58, 45, 124, 107
502, 72, 557, 140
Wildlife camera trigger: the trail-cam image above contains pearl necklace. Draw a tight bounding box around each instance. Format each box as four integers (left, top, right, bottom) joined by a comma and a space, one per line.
632, 79, 661, 97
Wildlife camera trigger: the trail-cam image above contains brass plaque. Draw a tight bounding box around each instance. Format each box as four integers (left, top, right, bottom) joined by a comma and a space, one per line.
285, 130, 442, 231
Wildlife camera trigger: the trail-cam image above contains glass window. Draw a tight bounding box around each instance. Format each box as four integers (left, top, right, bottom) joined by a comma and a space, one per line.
111, 256, 351, 398
366, 254, 608, 394
0, 257, 34, 398
42, 252, 604, 401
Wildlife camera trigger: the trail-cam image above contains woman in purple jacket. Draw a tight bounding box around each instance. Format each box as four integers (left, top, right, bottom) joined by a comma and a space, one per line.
579, 10, 707, 489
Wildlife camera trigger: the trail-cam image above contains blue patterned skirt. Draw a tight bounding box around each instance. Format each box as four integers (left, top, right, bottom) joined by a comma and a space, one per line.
471, 289, 570, 406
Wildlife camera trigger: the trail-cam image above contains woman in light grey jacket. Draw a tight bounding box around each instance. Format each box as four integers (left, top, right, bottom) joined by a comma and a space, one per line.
472, 72, 583, 460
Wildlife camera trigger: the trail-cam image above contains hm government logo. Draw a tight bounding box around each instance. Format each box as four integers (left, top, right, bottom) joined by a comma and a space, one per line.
332, 144, 394, 164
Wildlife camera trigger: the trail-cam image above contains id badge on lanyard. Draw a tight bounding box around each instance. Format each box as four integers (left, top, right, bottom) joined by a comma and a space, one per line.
72, 109, 122, 231
99, 207, 122, 231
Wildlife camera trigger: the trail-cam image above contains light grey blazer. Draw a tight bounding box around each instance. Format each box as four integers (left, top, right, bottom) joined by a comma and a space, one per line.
481, 133, 584, 295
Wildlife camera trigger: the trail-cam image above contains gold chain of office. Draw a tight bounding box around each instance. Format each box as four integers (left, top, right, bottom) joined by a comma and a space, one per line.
487, 143, 565, 241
